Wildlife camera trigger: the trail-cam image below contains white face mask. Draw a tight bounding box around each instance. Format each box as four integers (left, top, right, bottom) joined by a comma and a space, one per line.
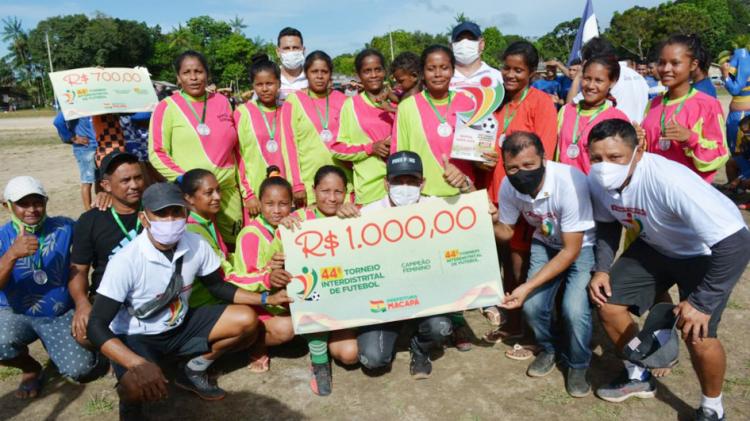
389, 184, 422, 207
452, 40, 481, 65
146, 215, 186, 246
280, 51, 305, 70
589, 149, 638, 192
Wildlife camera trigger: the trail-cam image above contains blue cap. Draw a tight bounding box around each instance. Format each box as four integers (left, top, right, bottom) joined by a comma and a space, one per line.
452, 22, 482, 42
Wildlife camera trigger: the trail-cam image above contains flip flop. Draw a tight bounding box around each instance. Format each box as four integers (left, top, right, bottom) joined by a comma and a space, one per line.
248, 355, 270, 373
482, 327, 523, 344
505, 344, 536, 361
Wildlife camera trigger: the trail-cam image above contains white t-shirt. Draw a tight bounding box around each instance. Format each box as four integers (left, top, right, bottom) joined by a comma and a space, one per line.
589, 153, 747, 258
97, 231, 220, 336
574, 62, 649, 124
280, 72, 308, 101
450, 62, 503, 91
499, 161, 596, 249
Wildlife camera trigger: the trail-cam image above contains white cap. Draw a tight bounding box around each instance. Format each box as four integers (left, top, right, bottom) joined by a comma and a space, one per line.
3, 176, 47, 203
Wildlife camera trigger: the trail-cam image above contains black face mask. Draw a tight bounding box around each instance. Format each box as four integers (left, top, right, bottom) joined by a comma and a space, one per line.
507, 165, 545, 195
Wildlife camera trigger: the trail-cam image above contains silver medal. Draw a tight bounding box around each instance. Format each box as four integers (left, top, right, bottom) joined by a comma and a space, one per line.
566, 144, 581, 159
32, 269, 48, 285
658, 138, 671, 151
437, 122, 453, 138
266, 139, 279, 153
196, 123, 211, 136
320, 129, 334, 143
498, 134, 507, 148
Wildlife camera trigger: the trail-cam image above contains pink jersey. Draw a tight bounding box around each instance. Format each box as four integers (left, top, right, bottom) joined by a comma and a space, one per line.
642, 90, 728, 181
556, 103, 629, 174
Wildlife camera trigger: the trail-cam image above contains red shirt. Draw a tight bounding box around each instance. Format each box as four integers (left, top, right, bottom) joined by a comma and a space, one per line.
485, 88, 558, 204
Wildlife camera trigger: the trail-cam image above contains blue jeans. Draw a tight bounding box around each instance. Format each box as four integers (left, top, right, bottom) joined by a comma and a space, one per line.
72, 146, 96, 184
522, 240, 594, 369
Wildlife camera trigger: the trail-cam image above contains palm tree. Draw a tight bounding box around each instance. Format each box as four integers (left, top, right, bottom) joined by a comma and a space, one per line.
1, 17, 30, 70
169, 24, 196, 50
229, 15, 247, 34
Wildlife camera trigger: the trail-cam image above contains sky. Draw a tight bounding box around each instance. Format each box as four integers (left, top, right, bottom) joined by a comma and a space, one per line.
1, 0, 668, 56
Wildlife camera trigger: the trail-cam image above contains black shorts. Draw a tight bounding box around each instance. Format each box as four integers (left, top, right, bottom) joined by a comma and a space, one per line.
608, 240, 727, 338
112, 304, 227, 379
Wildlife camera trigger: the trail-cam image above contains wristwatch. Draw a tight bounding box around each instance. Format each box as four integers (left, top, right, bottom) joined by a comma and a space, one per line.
260, 291, 268, 306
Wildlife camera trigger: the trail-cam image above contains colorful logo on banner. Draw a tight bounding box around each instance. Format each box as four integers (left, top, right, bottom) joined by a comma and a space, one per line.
369, 300, 386, 313
293, 267, 320, 301
456, 84, 505, 128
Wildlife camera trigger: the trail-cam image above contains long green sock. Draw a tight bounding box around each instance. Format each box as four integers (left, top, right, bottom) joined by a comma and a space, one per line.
450, 312, 467, 327
305, 333, 329, 365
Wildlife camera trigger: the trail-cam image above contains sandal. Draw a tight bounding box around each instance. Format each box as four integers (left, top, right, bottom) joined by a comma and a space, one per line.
482, 326, 523, 344
15, 372, 44, 399
481, 306, 504, 327
739, 202, 750, 210
505, 344, 536, 361
248, 355, 270, 373
651, 359, 679, 378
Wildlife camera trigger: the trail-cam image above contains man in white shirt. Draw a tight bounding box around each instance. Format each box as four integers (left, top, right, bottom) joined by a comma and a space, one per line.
569, 38, 649, 124
495, 132, 596, 398
276, 27, 308, 101
586, 119, 750, 421
87, 183, 290, 420
449, 21, 503, 91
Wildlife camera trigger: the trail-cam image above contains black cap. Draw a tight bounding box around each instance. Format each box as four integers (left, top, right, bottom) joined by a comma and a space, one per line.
98, 150, 138, 180
142, 182, 186, 212
622, 303, 680, 369
387, 151, 423, 179
451, 21, 482, 42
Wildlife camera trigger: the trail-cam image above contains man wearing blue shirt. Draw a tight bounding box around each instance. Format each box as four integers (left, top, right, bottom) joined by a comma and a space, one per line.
53, 113, 97, 210
692, 49, 717, 98
0, 176, 101, 399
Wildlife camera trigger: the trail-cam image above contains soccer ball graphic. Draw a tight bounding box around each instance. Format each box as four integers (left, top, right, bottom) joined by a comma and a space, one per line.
472, 116, 498, 134
307, 291, 321, 301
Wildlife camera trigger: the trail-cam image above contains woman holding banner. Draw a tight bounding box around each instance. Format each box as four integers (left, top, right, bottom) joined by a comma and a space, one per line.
275, 166, 358, 396
148, 50, 244, 245
280, 51, 350, 208
328, 49, 394, 205
229, 176, 296, 373
390, 45, 478, 351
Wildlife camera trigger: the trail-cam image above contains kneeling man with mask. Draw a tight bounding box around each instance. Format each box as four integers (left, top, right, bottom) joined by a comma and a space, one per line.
495, 132, 596, 398
337, 151, 453, 379
87, 183, 291, 420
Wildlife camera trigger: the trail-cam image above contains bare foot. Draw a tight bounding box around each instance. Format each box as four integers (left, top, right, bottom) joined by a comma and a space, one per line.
15, 370, 43, 399
248, 355, 270, 373
651, 360, 678, 377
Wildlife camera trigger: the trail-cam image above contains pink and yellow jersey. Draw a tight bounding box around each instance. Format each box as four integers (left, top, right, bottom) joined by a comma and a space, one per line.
390, 91, 475, 197
186, 214, 233, 308
556, 102, 628, 174
235, 101, 288, 202
642, 90, 728, 182
227, 216, 287, 315
148, 92, 244, 243
280, 90, 352, 200
329, 93, 394, 205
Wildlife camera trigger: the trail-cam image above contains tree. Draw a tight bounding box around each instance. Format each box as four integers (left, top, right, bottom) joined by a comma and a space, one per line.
332, 54, 356, 76
367, 30, 449, 65
481, 26, 507, 68
535, 18, 580, 62
607, 7, 658, 60
229, 15, 247, 34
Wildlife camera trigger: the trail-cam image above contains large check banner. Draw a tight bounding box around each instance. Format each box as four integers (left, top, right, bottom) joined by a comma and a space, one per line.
50, 67, 158, 120
281, 191, 502, 334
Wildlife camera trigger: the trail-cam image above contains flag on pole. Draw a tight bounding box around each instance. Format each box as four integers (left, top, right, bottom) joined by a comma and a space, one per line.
568, 0, 599, 65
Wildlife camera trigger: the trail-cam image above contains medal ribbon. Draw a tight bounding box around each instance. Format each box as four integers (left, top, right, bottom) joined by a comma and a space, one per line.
189, 211, 218, 245
424, 91, 454, 124
502, 87, 530, 134
256, 101, 279, 141
308, 90, 330, 130
180, 91, 208, 125
571, 102, 608, 145
111, 207, 142, 241
659, 87, 694, 136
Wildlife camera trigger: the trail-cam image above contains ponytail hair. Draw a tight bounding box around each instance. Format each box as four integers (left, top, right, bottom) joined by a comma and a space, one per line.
179, 168, 216, 196
258, 175, 293, 201
662, 34, 706, 69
